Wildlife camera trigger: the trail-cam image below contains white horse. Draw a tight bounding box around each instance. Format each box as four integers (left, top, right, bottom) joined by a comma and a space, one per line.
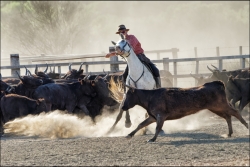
107, 34, 157, 133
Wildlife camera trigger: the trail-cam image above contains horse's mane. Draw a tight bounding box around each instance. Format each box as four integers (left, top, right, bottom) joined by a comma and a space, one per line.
108, 76, 124, 103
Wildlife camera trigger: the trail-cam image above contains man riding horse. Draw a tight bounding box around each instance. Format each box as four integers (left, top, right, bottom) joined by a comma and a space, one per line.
106, 24, 161, 88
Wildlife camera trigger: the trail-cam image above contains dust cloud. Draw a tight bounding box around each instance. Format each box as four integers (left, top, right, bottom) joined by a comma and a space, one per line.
1, 1, 249, 57
1, 1, 249, 82
3, 106, 219, 139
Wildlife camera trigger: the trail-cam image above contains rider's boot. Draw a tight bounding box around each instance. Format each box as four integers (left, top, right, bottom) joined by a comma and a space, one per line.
155, 76, 161, 88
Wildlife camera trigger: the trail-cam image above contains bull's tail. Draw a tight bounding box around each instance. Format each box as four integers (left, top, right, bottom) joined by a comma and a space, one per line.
108, 76, 124, 103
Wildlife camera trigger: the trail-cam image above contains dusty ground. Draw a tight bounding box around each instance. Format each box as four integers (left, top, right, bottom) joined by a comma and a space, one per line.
1, 111, 249, 166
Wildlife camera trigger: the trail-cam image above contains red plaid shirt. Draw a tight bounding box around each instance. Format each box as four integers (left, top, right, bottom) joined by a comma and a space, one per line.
125, 34, 144, 55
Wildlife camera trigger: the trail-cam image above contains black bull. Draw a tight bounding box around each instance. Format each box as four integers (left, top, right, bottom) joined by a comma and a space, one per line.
32, 78, 97, 115
1, 94, 49, 133
121, 81, 248, 142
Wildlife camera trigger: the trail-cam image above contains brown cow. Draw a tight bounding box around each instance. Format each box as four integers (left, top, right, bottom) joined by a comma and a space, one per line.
122, 81, 248, 142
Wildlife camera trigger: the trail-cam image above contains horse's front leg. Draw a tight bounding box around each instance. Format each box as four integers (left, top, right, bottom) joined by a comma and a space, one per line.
106, 96, 126, 134
125, 110, 132, 128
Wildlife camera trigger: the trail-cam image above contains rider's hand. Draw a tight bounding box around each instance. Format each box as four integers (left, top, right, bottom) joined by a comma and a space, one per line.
105, 53, 111, 58
105, 52, 116, 58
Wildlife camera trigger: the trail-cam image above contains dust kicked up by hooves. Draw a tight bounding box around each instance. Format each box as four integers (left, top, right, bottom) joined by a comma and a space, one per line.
3, 106, 225, 139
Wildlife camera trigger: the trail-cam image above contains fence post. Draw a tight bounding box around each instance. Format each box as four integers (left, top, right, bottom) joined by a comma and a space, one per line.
194, 47, 199, 74
194, 47, 197, 58
101, 51, 106, 70
172, 48, 179, 59
157, 52, 160, 60
163, 58, 169, 71
85, 65, 89, 73
239, 46, 245, 68
109, 46, 119, 72
58, 66, 61, 78
195, 60, 199, 75
10, 54, 20, 77
219, 59, 223, 71
216, 47, 222, 70
173, 62, 177, 87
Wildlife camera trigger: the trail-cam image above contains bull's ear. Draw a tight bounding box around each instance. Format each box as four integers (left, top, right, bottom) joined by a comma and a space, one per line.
111, 41, 116, 45
91, 80, 95, 86
80, 79, 85, 85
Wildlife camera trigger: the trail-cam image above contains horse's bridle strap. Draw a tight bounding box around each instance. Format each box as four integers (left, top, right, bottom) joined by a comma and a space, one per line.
128, 66, 144, 88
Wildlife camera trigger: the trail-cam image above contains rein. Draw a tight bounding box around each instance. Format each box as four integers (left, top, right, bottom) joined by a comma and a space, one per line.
119, 41, 145, 88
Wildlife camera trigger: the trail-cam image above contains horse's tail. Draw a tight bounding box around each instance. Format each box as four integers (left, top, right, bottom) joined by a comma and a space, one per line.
108, 76, 124, 103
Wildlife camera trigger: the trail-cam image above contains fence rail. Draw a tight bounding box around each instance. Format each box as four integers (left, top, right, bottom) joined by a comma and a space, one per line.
1, 53, 249, 87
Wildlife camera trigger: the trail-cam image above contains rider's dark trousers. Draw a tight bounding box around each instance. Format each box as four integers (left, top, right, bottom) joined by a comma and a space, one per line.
122, 53, 160, 82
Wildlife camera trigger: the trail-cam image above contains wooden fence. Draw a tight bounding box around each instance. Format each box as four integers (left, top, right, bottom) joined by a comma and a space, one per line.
1, 53, 249, 87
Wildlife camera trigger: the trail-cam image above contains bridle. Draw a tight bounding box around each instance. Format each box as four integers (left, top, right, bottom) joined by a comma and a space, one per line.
128, 66, 144, 88
116, 40, 132, 57
116, 40, 144, 88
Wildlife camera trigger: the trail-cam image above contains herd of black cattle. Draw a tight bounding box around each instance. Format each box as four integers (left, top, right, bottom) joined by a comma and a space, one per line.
0, 63, 249, 135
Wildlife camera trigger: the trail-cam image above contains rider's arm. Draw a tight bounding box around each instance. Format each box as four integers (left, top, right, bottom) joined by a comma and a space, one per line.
105, 52, 117, 58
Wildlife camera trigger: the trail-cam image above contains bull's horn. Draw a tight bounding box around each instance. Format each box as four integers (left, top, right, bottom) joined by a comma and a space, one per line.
211, 64, 219, 70
6, 86, 11, 92
87, 75, 91, 80
35, 65, 38, 74
94, 75, 100, 81
44, 63, 48, 73
69, 63, 72, 71
190, 71, 199, 80
103, 72, 109, 80
207, 65, 214, 72
78, 62, 84, 72
103, 69, 106, 74
24, 66, 28, 75
83, 74, 89, 81
53, 65, 55, 73
61, 74, 67, 79
27, 69, 33, 77
16, 71, 22, 80
111, 41, 116, 45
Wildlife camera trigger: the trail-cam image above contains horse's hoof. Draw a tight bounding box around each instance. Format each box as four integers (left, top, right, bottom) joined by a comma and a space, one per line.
147, 139, 155, 143
159, 130, 165, 136
125, 135, 132, 139
142, 130, 147, 136
220, 134, 229, 138
106, 126, 115, 135
245, 123, 248, 129
125, 122, 132, 128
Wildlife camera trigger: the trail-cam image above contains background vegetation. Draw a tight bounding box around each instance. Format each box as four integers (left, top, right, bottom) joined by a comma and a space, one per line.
1, 1, 249, 57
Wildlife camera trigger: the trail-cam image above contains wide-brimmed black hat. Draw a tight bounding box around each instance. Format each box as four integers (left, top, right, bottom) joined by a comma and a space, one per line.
116, 24, 129, 34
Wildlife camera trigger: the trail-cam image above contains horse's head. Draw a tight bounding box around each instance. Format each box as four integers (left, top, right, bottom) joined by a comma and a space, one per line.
111, 34, 132, 57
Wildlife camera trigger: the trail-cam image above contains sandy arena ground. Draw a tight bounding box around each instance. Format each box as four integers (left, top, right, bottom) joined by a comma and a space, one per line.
0, 107, 249, 166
